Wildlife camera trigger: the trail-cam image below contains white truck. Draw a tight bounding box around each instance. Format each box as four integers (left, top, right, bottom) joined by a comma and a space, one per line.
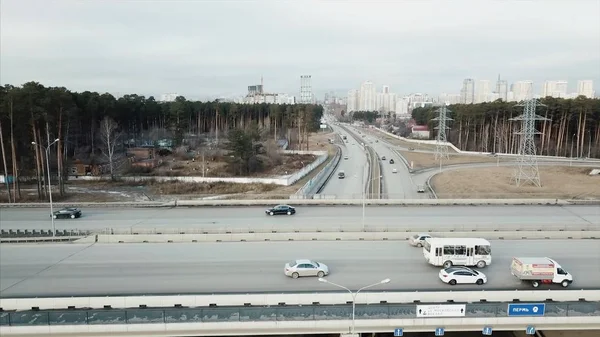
510, 257, 573, 288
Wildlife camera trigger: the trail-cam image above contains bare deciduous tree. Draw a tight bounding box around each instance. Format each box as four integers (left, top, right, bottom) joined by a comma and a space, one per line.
99, 116, 121, 180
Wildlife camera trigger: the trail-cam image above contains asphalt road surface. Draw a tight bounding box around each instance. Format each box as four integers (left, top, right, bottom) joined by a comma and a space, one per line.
1, 205, 598, 231
319, 125, 367, 198
2, 240, 599, 297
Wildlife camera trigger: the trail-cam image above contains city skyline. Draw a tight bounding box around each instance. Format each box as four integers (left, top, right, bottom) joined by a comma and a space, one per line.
1, 0, 599, 100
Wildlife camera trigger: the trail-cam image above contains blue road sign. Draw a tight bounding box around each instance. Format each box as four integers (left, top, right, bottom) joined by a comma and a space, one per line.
526, 326, 536, 335
483, 326, 493, 335
507, 303, 546, 316
435, 327, 445, 336
394, 328, 404, 336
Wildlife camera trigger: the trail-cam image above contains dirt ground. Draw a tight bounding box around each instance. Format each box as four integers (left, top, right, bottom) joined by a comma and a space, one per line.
143, 130, 336, 178
431, 166, 600, 199
0, 131, 339, 203
400, 151, 513, 170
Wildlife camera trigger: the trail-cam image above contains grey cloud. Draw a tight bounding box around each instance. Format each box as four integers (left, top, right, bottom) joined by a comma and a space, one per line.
1, 0, 599, 98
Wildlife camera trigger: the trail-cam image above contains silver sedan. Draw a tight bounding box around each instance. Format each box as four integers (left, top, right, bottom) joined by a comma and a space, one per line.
284, 259, 329, 279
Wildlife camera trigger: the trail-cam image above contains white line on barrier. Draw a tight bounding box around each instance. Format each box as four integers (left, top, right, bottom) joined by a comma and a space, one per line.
1, 290, 599, 311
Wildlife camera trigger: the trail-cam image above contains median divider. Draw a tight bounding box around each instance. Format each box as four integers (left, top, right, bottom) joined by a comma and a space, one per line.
2, 289, 599, 311
74, 230, 600, 244
1, 198, 598, 208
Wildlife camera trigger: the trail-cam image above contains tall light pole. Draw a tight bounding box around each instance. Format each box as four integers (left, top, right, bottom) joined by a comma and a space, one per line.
358, 173, 382, 231
32, 138, 59, 237
318, 278, 391, 334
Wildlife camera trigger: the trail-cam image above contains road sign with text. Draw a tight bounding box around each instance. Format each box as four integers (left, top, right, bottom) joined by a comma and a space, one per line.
417, 304, 466, 317
508, 303, 545, 316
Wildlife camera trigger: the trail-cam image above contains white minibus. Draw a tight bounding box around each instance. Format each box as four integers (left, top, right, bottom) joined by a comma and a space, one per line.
423, 238, 492, 268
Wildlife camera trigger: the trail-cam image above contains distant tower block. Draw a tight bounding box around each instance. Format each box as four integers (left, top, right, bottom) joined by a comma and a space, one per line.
300, 75, 312, 104
510, 98, 549, 187
432, 105, 453, 161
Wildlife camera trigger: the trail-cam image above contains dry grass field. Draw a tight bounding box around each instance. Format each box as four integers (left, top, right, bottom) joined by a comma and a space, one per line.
399, 151, 513, 170
432, 166, 600, 199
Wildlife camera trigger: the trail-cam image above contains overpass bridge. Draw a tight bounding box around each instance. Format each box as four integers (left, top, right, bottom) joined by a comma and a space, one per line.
1, 290, 599, 336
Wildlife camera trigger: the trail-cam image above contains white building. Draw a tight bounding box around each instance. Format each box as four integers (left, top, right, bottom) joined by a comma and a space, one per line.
511, 81, 534, 102
376, 86, 397, 113
347, 89, 359, 112
542, 81, 568, 98
395, 97, 411, 119
438, 93, 461, 105
359, 81, 376, 111
159, 93, 178, 102
475, 80, 491, 103
577, 80, 595, 98
460, 79, 475, 104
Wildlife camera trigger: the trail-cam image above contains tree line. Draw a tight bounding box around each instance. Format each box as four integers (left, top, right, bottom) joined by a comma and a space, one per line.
411, 97, 600, 158
0, 82, 323, 202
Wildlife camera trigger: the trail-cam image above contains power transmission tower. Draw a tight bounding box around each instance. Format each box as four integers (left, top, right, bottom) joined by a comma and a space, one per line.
510, 98, 549, 187
432, 105, 453, 161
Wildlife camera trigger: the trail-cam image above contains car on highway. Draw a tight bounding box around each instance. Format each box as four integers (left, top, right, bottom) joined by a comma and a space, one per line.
344, 155, 348, 160
392, 168, 397, 174
338, 171, 345, 179
284, 259, 329, 279
417, 185, 425, 193
381, 156, 386, 160
265, 205, 296, 216
409, 233, 431, 247
52, 207, 82, 219
389, 159, 395, 164
439, 266, 487, 285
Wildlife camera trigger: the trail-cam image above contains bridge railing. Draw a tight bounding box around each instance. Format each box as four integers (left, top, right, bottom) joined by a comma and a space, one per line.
1, 301, 599, 327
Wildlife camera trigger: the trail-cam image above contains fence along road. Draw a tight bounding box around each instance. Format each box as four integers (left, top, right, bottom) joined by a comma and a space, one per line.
1, 240, 599, 297
0, 205, 598, 231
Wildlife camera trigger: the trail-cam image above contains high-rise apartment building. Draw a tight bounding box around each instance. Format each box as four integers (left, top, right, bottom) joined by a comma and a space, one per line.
496, 77, 508, 102
511, 80, 533, 101
299, 75, 313, 104
475, 80, 491, 103
359, 81, 376, 111
376, 85, 396, 113
347, 89, 359, 112
577, 80, 595, 98
382, 85, 390, 94
460, 79, 475, 104
439, 93, 461, 105
542, 80, 568, 98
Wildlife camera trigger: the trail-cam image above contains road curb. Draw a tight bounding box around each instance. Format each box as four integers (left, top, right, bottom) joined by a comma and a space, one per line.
67, 231, 600, 244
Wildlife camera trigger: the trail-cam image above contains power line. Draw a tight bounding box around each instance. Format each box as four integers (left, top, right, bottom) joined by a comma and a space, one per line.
432, 105, 453, 162
510, 98, 549, 187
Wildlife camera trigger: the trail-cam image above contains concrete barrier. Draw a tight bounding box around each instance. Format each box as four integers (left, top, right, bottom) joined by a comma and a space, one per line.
295, 145, 342, 196
2, 290, 599, 311
73, 230, 600, 244
1, 198, 598, 208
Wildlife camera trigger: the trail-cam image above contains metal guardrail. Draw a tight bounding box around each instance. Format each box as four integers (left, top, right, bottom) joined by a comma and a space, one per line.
0, 301, 597, 327
0, 229, 92, 238
93, 223, 600, 235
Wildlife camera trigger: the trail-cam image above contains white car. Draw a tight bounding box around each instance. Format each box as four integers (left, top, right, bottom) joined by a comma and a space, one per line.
284, 259, 329, 279
392, 168, 397, 174
439, 267, 487, 286
408, 233, 431, 247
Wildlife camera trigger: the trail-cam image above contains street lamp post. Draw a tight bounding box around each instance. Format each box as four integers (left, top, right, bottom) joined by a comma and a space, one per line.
32, 139, 60, 237
358, 173, 382, 231
318, 278, 391, 334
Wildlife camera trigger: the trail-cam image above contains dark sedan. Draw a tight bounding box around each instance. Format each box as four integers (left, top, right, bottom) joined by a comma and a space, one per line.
52, 207, 82, 219
265, 205, 296, 216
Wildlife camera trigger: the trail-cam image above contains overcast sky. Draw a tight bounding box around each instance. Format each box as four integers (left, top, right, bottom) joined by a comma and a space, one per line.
1, 0, 599, 100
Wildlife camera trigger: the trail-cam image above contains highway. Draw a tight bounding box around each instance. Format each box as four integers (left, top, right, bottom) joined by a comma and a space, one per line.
319, 124, 367, 198
345, 125, 425, 199
1, 240, 598, 297
1, 205, 598, 231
